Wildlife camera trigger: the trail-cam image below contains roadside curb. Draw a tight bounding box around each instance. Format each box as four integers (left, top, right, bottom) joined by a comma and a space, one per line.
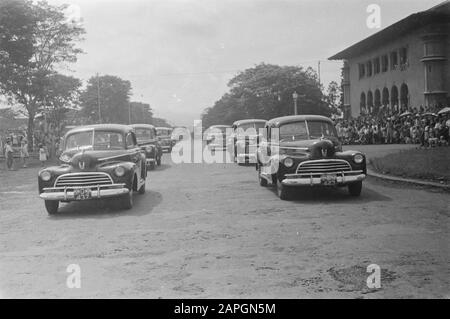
367, 168, 450, 190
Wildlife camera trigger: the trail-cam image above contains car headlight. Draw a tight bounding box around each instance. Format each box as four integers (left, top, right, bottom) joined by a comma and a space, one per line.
283, 157, 294, 168
40, 170, 51, 181
353, 154, 364, 164
114, 166, 125, 177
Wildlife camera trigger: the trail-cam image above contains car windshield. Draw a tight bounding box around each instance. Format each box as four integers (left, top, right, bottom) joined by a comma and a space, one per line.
236, 122, 265, 135
279, 120, 337, 141
279, 122, 308, 141
65, 130, 125, 151
156, 129, 172, 136
307, 121, 338, 139
134, 128, 154, 142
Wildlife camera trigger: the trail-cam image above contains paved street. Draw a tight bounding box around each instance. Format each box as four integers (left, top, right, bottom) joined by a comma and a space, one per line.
0, 144, 448, 298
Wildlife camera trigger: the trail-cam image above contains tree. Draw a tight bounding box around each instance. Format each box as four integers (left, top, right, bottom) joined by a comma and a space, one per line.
325, 81, 342, 116
43, 73, 81, 134
202, 63, 330, 127
0, 0, 85, 149
130, 101, 153, 124
80, 75, 132, 124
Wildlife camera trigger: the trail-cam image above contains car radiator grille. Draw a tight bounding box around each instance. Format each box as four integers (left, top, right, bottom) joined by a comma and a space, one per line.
54, 173, 113, 187
296, 160, 352, 175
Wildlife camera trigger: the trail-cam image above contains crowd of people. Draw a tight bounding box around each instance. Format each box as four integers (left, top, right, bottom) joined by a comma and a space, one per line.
334, 105, 450, 147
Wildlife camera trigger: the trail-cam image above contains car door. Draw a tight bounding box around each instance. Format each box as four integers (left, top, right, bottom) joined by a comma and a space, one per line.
126, 132, 144, 179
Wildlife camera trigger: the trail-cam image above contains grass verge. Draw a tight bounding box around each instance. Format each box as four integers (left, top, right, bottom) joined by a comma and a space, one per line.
369, 147, 450, 184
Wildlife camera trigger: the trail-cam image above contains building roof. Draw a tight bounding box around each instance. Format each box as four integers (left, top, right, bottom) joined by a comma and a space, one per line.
329, 1, 450, 60
267, 115, 332, 127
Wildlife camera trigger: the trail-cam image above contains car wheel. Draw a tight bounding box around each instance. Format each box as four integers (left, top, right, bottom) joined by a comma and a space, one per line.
276, 179, 291, 200
121, 187, 134, 209
157, 155, 161, 166
258, 165, 268, 187
138, 180, 146, 194
348, 181, 362, 196
45, 200, 59, 215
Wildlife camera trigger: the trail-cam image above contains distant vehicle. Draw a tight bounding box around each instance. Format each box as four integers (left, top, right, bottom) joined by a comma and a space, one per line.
229, 119, 267, 164
130, 124, 162, 170
256, 115, 366, 200
38, 124, 147, 214
171, 126, 189, 143
156, 127, 173, 152
204, 125, 232, 151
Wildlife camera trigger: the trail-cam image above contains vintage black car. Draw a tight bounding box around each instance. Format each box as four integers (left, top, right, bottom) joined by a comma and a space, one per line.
38, 124, 147, 214
256, 115, 366, 199
130, 124, 162, 170
156, 127, 173, 153
229, 119, 267, 164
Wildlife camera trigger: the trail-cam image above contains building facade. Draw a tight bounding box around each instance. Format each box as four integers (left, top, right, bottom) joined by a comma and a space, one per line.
329, 1, 450, 118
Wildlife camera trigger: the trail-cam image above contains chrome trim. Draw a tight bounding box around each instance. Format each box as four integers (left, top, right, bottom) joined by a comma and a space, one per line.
282, 173, 366, 186
54, 172, 113, 188
40, 184, 129, 201
296, 159, 352, 174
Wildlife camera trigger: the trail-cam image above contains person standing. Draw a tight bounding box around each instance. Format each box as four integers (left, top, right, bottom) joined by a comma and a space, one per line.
39, 143, 47, 167
20, 139, 29, 168
5, 140, 14, 170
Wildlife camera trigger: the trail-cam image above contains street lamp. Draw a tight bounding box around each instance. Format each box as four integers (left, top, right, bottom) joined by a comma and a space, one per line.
292, 91, 299, 115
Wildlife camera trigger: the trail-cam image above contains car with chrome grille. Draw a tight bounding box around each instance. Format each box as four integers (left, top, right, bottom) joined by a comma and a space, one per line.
130, 124, 162, 170
156, 127, 173, 153
38, 124, 147, 214
256, 115, 366, 200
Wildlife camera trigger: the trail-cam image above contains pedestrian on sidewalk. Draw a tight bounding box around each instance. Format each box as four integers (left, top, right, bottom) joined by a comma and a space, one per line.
5, 139, 14, 170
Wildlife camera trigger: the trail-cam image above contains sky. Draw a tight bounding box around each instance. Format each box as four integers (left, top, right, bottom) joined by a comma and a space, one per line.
37, 0, 446, 126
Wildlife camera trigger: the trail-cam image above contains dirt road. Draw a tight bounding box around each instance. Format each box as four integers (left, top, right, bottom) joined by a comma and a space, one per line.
0, 144, 448, 298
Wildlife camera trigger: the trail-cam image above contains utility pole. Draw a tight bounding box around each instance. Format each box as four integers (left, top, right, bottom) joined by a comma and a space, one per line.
318, 61, 321, 87
96, 73, 102, 123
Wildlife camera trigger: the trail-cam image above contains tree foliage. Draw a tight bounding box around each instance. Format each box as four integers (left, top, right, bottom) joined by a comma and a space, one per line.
0, 0, 85, 148
201, 63, 330, 128
129, 101, 153, 124
80, 75, 132, 124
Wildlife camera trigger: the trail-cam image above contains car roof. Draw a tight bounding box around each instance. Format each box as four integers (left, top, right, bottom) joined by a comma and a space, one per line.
65, 124, 133, 136
155, 126, 172, 130
208, 125, 231, 128
267, 115, 332, 127
233, 119, 267, 126
130, 123, 156, 130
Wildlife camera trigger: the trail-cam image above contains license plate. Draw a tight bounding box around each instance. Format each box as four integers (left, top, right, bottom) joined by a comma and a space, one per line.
320, 174, 337, 185
74, 188, 92, 200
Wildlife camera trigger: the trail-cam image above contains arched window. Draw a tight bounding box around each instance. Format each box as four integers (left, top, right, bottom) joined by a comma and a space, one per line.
367, 91, 373, 114
400, 83, 409, 110
374, 89, 381, 114
391, 85, 399, 111
382, 87, 389, 107
360, 92, 366, 114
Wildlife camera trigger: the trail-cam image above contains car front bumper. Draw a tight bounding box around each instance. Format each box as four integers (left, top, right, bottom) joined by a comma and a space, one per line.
39, 184, 129, 201
282, 171, 366, 186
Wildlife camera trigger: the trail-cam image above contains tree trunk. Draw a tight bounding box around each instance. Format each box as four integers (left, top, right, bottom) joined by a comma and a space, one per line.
27, 112, 35, 152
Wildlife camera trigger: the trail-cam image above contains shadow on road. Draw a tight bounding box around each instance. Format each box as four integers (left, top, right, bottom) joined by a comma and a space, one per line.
268, 185, 392, 204
47, 190, 163, 219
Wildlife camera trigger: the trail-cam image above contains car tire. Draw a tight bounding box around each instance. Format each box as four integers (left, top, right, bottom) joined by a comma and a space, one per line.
258, 165, 268, 187
276, 179, 291, 200
121, 187, 133, 209
45, 200, 59, 215
348, 181, 362, 196
157, 155, 161, 166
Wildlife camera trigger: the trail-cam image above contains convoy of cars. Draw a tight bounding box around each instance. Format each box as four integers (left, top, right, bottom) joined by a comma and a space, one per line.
37, 115, 367, 214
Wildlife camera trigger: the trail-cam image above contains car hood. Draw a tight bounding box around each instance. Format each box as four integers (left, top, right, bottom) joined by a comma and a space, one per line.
279, 137, 340, 159
60, 149, 131, 169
